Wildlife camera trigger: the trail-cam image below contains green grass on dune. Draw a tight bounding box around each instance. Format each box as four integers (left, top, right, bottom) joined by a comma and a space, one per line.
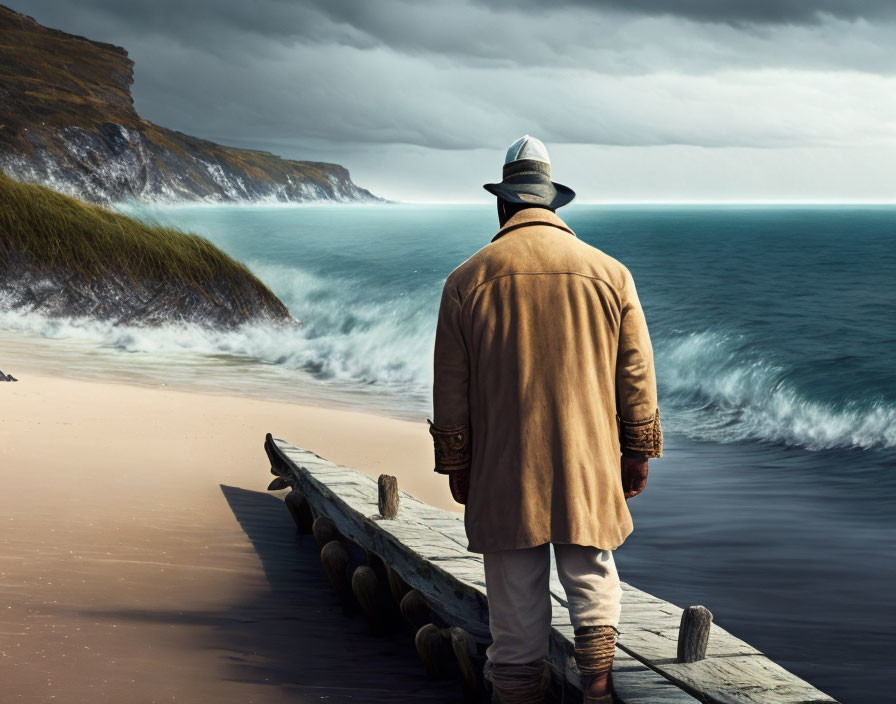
0, 171, 289, 316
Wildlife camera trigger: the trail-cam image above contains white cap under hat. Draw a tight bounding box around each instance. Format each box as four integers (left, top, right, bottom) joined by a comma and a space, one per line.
504, 134, 551, 166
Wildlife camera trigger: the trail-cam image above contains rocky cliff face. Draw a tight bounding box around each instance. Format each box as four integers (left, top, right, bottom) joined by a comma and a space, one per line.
0, 6, 382, 204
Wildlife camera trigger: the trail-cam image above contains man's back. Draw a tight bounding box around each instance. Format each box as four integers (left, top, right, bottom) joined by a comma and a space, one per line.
429, 136, 662, 702
433, 207, 661, 554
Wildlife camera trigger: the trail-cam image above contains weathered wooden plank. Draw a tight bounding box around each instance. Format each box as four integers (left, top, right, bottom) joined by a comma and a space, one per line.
613, 651, 701, 704
269, 438, 837, 704
654, 656, 839, 704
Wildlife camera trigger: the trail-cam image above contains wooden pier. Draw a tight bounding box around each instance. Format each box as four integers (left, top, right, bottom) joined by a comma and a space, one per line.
264, 434, 838, 704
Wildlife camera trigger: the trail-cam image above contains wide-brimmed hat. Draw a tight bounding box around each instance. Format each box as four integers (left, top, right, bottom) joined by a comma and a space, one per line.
483, 135, 575, 209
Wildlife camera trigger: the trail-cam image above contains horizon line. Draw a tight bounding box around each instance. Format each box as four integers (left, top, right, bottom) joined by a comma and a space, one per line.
390, 199, 896, 206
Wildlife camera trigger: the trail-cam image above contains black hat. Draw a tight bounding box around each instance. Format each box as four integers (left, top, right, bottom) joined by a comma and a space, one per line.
483, 135, 575, 209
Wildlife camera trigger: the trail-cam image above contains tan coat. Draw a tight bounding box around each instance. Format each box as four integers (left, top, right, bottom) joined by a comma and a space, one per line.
430, 207, 662, 554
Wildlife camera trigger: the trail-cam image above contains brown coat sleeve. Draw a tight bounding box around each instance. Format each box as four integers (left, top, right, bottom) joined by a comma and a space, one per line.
615, 268, 663, 458
430, 280, 472, 474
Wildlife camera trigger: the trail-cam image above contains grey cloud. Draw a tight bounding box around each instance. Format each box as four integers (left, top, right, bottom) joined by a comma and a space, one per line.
475, 0, 896, 25
6, 1, 896, 160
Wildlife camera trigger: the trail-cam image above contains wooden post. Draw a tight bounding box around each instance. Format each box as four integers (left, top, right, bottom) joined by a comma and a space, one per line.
400, 589, 431, 631
677, 605, 713, 663
352, 565, 380, 632
415, 623, 446, 678
284, 490, 313, 533
320, 539, 350, 602
450, 626, 483, 697
312, 515, 340, 549
378, 474, 399, 518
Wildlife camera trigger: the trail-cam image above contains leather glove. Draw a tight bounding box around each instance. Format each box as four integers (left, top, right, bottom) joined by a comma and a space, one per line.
448, 468, 470, 505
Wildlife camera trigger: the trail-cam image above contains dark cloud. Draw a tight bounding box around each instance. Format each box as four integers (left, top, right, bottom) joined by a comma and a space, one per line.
475, 0, 896, 25
14, 0, 896, 70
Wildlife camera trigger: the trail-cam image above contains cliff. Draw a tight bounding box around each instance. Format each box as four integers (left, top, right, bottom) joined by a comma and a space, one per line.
0, 171, 293, 327
0, 5, 382, 204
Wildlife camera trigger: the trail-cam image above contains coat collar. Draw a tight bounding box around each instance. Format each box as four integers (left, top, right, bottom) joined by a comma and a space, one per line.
491, 207, 576, 242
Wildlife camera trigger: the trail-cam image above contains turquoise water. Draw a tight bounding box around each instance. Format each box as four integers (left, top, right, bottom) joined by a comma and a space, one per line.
2, 203, 894, 702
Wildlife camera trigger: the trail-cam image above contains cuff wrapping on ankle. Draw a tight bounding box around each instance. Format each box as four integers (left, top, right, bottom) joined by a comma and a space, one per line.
486, 660, 551, 704
573, 625, 618, 678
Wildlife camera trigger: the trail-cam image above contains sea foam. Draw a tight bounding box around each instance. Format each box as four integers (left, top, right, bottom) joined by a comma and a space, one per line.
658, 330, 896, 451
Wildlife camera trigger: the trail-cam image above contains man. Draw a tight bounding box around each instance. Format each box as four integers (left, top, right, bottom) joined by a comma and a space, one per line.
429, 135, 662, 704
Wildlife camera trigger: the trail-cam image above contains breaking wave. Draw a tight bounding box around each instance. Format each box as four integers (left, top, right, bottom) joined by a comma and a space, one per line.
244, 262, 435, 389
0, 263, 436, 412
657, 330, 896, 452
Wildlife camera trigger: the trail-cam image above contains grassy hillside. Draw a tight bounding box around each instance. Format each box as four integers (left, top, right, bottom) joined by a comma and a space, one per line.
0, 170, 291, 323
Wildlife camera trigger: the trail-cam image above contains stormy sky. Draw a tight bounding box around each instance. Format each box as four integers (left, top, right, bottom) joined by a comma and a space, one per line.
11, 0, 896, 202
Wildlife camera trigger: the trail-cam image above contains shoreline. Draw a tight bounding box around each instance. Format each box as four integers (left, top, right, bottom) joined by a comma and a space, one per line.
0, 365, 456, 512
0, 329, 431, 423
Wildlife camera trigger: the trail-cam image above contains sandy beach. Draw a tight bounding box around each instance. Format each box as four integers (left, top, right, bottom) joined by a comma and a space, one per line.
0, 368, 461, 703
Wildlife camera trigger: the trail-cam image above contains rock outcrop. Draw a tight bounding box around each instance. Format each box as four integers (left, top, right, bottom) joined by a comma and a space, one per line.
0, 5, 382, 204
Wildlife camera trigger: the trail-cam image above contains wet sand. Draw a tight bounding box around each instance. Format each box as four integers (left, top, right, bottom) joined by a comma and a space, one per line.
0, 369, 461, 703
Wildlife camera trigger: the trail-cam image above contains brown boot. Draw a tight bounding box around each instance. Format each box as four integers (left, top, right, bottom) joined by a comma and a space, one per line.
486, 659, 551, 704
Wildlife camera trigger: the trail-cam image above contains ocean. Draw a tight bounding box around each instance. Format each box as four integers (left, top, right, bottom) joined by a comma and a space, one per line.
1, 203, 893, 703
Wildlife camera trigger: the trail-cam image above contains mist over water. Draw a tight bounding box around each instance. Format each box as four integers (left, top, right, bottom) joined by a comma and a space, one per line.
2, 202, 894, 702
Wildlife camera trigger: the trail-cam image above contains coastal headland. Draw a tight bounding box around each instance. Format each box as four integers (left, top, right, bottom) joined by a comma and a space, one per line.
0, 4, 383, 204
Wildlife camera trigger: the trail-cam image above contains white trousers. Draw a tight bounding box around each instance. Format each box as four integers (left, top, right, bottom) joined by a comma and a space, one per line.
483, 543, 622, 665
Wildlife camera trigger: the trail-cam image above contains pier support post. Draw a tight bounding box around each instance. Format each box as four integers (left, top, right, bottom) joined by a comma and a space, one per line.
284, 490, 313, 533
400, 589, 431, 631
378, 474, 399, 518
677, 605, 713, 663
450, 626, 483, 698
312, 515, 340, 549
352, 565, 382, 632
415, 623, 448, 678
320, 539, 351, 602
